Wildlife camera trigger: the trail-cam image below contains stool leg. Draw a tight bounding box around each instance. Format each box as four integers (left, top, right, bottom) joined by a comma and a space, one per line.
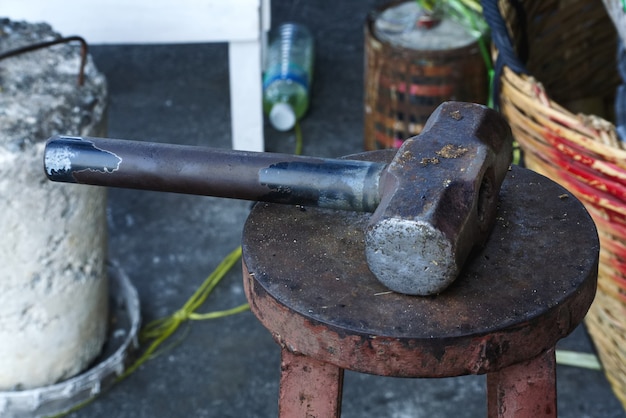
278, 348, 344, 418
487, 347, 557, 418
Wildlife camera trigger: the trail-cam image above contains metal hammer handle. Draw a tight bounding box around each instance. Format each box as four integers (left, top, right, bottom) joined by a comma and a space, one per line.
44, 136, 386, 213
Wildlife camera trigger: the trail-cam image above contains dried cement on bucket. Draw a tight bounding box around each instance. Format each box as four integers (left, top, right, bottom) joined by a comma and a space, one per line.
0, 19, 109, 390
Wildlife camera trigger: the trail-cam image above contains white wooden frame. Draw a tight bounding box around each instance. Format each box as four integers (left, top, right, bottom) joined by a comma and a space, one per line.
3, 0, 270, 151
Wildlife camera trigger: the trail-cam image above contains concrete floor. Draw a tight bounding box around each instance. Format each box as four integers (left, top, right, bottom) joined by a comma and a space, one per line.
64, 1, 626, 416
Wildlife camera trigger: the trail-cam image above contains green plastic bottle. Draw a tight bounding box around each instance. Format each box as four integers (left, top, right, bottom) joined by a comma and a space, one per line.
263, 23, 314, 131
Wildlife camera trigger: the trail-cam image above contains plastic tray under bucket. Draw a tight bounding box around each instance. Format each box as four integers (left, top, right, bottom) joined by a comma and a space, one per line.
0, 261, 141, 417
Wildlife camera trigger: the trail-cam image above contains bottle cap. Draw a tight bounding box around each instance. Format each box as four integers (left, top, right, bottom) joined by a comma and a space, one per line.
269, 102, 296, 131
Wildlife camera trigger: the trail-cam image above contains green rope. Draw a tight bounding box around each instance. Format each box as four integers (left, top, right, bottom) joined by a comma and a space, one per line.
121, 246, 247, 378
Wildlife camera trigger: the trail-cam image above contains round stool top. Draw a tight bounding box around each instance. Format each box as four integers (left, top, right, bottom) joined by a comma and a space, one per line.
242, 163, 599, 377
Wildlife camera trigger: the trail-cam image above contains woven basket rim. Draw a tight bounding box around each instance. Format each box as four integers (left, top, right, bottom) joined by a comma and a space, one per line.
501, 66, 623, 159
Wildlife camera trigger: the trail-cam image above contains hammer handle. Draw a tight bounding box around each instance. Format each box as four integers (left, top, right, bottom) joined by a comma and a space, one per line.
44, 136, 385, 212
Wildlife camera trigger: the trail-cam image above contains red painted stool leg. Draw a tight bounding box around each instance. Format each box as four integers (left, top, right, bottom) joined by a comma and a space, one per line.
278, 348, 344, 418
487, 347, 557, 418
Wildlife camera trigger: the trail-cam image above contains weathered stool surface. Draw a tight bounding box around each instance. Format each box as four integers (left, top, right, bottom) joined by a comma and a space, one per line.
242, 164, 598, 378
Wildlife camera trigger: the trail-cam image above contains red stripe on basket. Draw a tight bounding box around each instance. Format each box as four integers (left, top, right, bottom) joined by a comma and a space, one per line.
544, 132, 626, 183
561, 175, 626, 216
552, 155, 626, 201
537, 132, 626, 216
532, 146, 626, 220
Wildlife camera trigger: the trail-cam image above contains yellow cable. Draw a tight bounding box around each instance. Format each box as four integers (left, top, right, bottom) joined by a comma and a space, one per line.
121, 246, 246, 379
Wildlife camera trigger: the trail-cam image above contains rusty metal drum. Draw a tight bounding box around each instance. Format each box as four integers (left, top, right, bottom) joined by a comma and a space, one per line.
364, 1, 489, 150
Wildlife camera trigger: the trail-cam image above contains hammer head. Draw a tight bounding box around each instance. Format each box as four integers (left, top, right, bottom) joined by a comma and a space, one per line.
365, 102, 513, 295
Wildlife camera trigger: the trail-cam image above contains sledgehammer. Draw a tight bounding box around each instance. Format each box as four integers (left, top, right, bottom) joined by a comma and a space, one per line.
43, 102, 512, 295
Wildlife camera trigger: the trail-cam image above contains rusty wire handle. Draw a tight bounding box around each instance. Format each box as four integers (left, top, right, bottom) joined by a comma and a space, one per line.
0, 35, 88, 86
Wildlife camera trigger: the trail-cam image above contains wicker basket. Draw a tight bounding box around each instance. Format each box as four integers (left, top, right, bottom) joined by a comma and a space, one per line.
484, 0, 626, 407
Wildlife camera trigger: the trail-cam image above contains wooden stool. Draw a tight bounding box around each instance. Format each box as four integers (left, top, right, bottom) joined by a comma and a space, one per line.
242, 162, 598, 418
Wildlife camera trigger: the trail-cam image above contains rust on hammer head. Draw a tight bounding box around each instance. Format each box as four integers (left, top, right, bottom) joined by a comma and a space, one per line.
365, 102, 513, 295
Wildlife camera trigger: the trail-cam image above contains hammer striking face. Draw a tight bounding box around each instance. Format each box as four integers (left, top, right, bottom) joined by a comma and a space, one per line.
365, 102, 512, 295
43, 102, 512, 296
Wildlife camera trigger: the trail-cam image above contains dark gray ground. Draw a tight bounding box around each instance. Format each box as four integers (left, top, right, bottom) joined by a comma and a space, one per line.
63, 1, 626, 416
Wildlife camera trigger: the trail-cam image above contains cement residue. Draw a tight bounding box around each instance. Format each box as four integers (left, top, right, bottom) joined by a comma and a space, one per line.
0, 19, 109, 390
